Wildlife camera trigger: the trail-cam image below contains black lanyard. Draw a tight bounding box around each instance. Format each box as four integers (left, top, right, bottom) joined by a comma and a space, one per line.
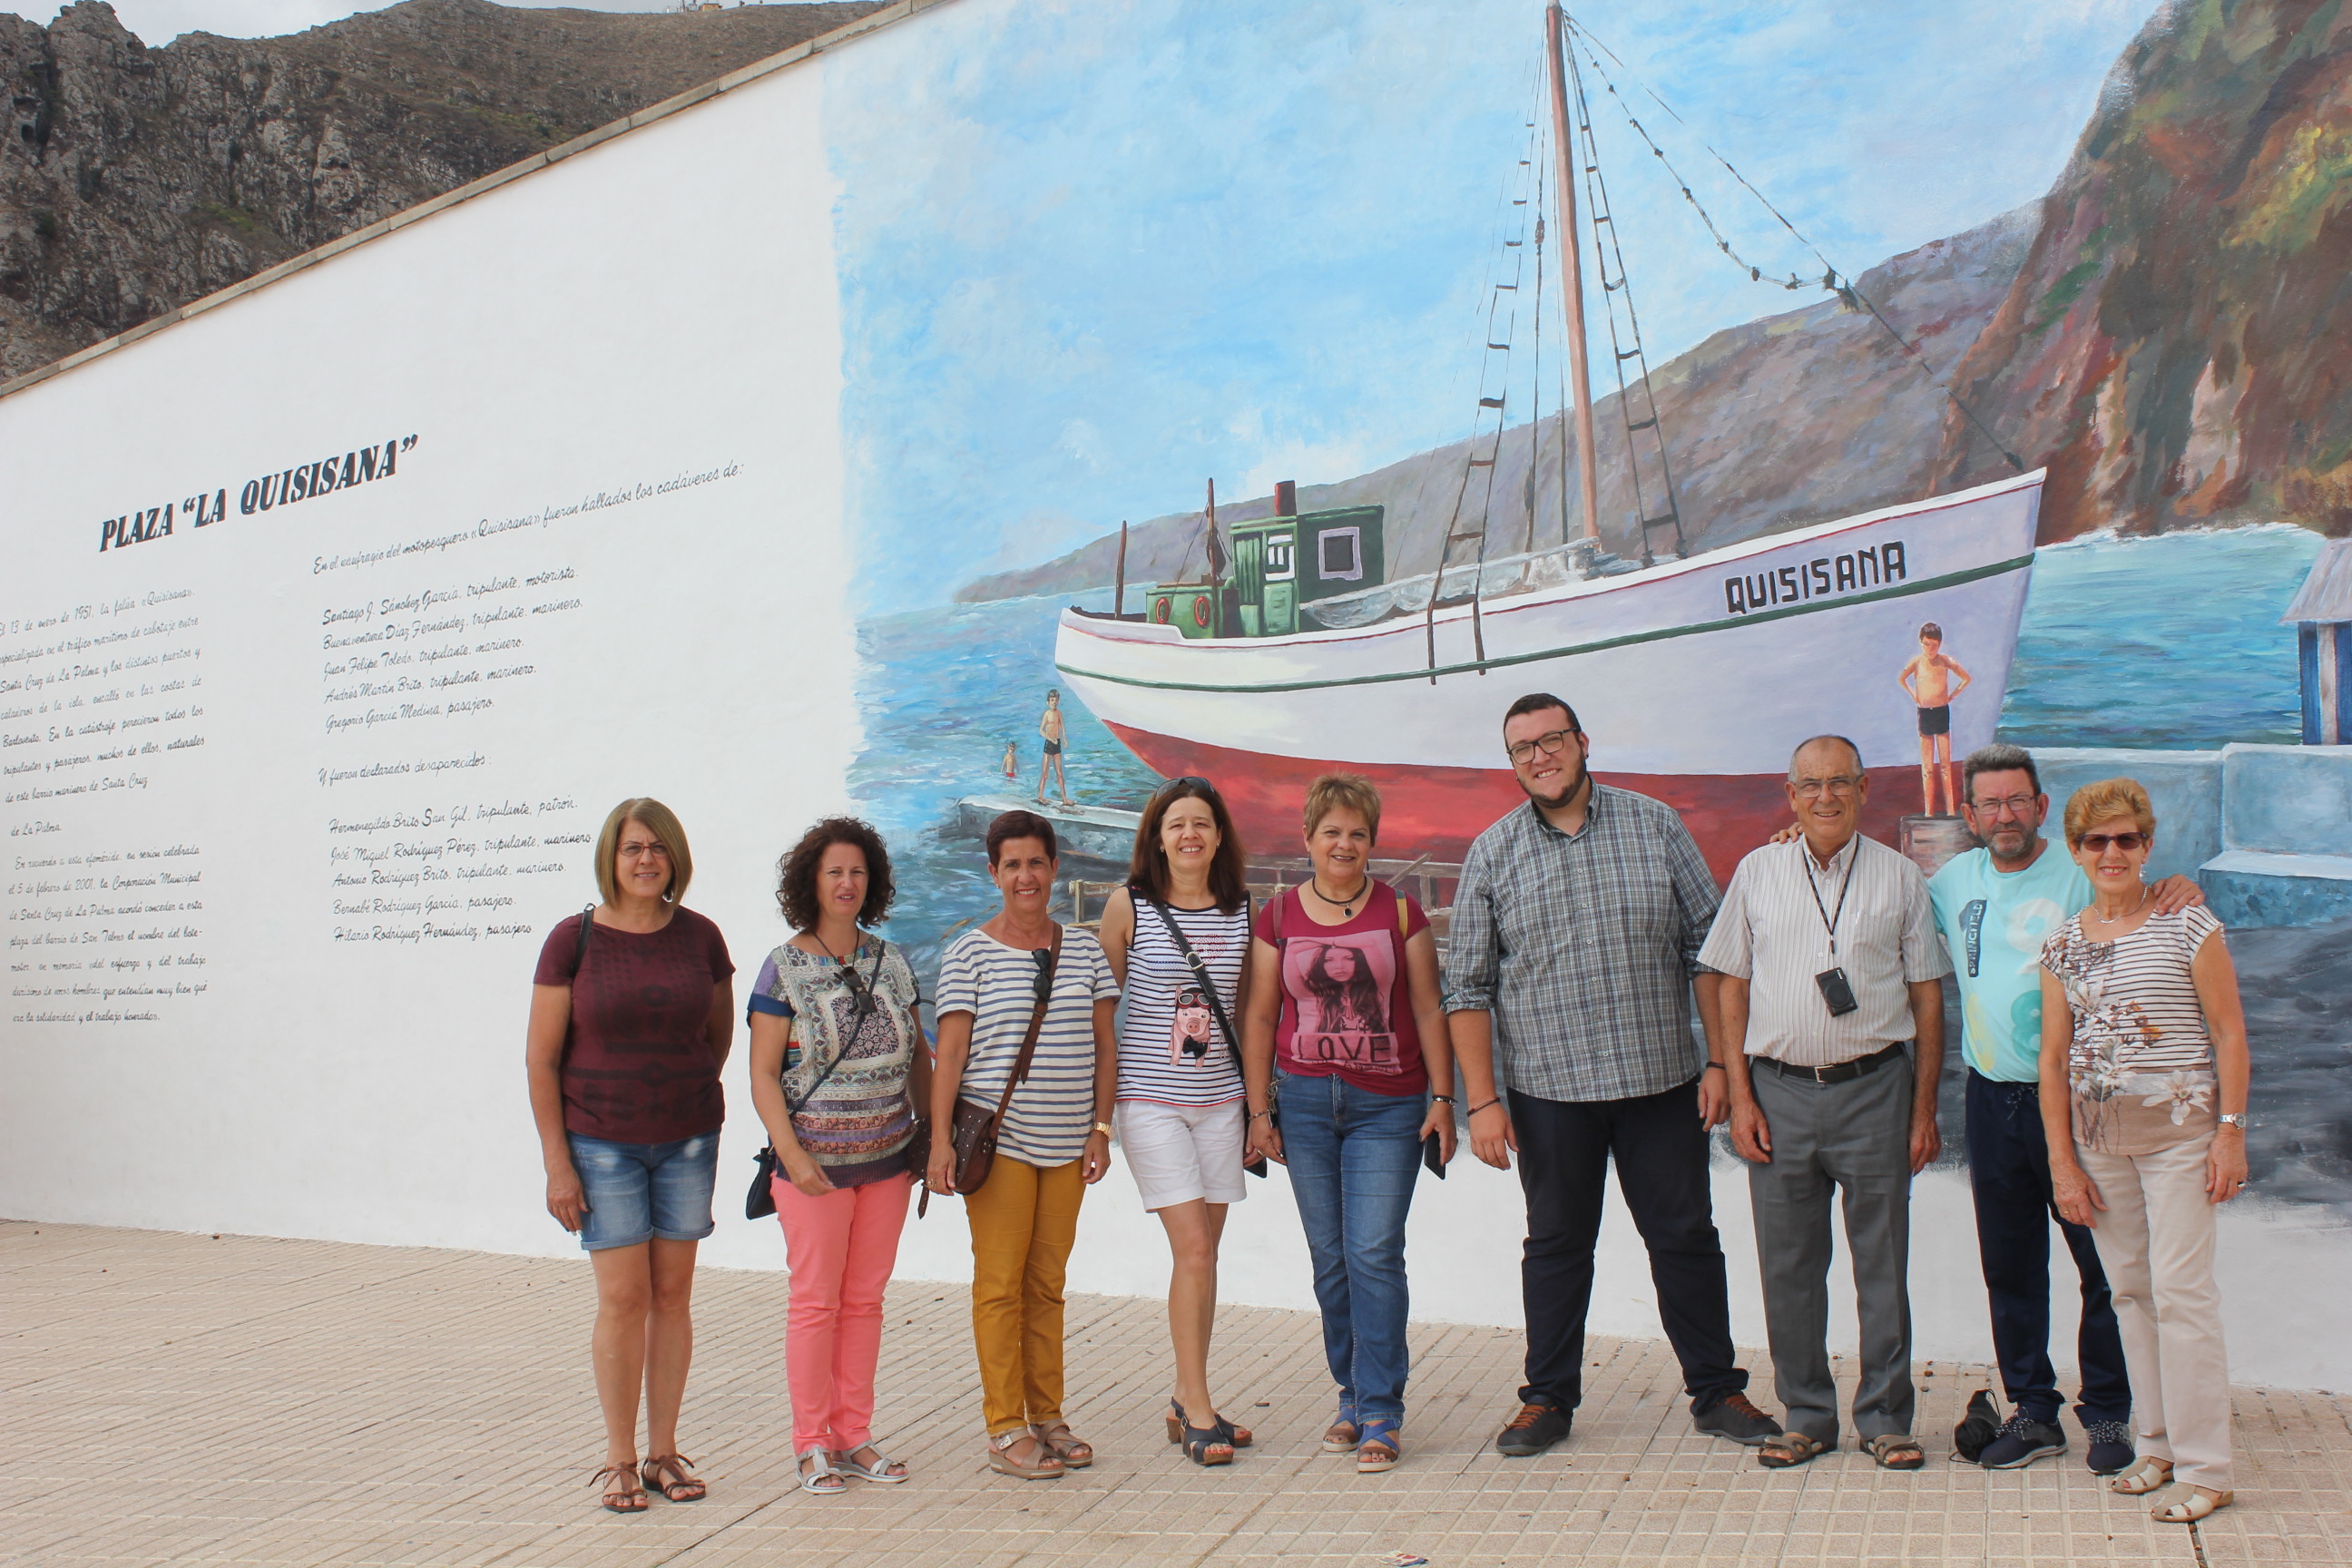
1800, 840, 1856, 957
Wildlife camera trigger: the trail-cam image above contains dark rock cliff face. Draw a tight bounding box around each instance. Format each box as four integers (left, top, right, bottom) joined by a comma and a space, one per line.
0, 0, 880, 380
1931, 0, 2352, 540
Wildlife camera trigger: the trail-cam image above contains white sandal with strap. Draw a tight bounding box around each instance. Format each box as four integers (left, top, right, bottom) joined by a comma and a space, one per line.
2110, 1456, 2174, 1495
797, 1448, 847, 1495
833, 1444, 910, 1484
2154, 1486, 2231, 1524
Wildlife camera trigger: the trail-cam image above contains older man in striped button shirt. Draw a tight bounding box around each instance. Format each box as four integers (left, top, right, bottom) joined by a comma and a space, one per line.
1700, 733, 1949, 1472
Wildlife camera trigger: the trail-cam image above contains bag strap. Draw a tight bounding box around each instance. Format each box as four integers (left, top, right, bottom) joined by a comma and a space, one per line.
785, 941, 887, 1118
1137, 890, 1245, 1077
573, 905, 594, 972
982, 924, 1062, 1138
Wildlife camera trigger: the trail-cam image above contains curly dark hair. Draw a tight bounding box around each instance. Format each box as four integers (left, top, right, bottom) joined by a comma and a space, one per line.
776, 817, 896, 931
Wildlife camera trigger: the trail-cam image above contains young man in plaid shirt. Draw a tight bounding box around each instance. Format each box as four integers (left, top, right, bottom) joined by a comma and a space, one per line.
1445, 692, 1779, 1457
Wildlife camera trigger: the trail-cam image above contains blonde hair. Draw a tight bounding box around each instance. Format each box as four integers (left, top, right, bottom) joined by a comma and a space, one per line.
2063, 778, 2156, 848
1302, 772, 1382, 845
594, 797, 693, 905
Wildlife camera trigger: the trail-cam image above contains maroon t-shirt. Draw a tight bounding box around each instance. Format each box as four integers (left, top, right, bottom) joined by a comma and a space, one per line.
534, 906, 735, 1144
1254, 881, 1431, 1096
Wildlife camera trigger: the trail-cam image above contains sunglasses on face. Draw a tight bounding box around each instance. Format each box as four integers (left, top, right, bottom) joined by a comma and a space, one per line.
2077, 832, 2149, 852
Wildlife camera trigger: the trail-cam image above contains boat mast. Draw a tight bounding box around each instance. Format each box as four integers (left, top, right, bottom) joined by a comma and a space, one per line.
1546, 2, 1601, 545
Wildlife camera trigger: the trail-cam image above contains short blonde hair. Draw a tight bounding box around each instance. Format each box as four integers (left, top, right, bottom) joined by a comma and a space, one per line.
2063, 778, 2155, 848
1303, 772, 1382, 844
594, 797, 693, 905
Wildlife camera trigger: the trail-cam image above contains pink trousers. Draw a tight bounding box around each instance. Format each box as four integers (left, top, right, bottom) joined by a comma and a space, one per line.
772, 1172, 913, 1455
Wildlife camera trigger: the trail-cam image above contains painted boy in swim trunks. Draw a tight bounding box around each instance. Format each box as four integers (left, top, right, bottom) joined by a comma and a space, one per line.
1897, 622, 1972, 816
1036, 689, 1074, 807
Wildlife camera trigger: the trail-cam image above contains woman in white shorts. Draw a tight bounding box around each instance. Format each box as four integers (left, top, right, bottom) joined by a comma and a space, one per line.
1098, 776, 1258, 1466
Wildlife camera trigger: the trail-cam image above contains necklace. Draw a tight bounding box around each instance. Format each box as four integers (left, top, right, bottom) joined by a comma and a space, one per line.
2083, 884, 2151, 927
1306, 877, 1368, 917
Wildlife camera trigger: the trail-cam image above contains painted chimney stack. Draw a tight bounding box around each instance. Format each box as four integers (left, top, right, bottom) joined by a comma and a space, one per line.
1274, 479, 1298, 516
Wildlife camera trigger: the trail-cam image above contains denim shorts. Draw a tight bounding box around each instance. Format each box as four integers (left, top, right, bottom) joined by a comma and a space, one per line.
568, 1131, 720, 1251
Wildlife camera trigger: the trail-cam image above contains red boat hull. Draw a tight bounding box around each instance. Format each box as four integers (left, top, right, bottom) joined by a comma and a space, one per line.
1105, 722, 1937, 887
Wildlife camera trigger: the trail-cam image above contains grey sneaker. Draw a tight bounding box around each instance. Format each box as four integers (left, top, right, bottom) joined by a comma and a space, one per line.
1693, 1392, 1779, 1446
1979, 1412, 2067, 1470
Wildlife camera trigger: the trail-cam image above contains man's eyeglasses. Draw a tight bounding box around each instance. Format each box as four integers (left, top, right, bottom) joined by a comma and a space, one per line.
1506, 728, 1580, 766
1031, 948, 1054, 1003
2077, 831, 2149, 852
1969, 794, 2040, 818
1792, 776, 1862, 799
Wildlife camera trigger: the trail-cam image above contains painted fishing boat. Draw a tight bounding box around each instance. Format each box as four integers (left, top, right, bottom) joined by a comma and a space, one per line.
1053, 3, 2040, 880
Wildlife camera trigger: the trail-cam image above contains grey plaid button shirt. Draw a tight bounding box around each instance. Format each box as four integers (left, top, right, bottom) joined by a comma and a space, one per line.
1443, 785, 1721, 1103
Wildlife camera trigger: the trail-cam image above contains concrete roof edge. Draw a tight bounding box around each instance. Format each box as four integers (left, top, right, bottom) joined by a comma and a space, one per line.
0, 0, 941, 403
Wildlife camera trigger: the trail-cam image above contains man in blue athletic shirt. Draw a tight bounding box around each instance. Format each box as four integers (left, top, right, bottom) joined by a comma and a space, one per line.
1927, 743, 2202, 1473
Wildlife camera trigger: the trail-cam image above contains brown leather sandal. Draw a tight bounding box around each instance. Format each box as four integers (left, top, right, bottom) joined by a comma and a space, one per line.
987, 1428, 1065, 1480
1031, 1421, 1094, 1468
640, 1453, 705, 1501
1862, 1434, 1925, 1471
1758, 1431, 1832, 1468
593, 1462, 649, 1513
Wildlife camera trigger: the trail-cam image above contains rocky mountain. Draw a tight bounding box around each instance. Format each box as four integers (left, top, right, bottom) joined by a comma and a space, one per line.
0, 0, 880, 380
1928, 0, 2352, 538
962, 0, 2351, 603
956, 206, 2042, 603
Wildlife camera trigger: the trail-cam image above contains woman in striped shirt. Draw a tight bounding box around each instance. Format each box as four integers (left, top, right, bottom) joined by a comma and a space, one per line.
1099, 777, 1257, 1466
927, 810, 1122, 1480
2039, 777, 2251, 1527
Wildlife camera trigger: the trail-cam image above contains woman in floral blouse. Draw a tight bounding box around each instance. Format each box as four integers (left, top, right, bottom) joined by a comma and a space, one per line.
2037, 778, 2249, 1527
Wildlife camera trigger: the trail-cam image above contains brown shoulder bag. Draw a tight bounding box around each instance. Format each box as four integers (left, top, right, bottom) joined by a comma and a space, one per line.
946, 924, 1062, 1196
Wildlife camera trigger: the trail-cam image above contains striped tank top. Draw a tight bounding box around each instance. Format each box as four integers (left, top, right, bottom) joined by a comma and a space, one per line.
1116, 896, 1249, 1107
2041, 904, 2225, 1155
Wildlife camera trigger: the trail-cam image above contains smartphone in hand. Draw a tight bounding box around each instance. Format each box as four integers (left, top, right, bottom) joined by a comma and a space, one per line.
1421, 1131, 1446, 1179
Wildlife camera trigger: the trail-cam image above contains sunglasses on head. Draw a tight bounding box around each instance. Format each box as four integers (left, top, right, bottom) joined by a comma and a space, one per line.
2077, 831, 2149, 852
1155, 775, 1213, 799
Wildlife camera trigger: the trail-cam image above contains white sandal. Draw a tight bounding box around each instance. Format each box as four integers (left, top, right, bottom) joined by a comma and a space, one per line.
2110, 1456, 2174, 1495
2154, 1486, 2231, 1524
797, 1448, 847, 1495
832, 1444, 910, 1484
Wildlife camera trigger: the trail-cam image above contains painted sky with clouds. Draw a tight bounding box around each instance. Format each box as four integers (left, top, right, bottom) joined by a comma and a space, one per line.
827, 0, 2155, 614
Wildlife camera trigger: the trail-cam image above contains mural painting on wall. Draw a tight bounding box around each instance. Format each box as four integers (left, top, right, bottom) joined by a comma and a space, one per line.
829, 0, 2349, 1214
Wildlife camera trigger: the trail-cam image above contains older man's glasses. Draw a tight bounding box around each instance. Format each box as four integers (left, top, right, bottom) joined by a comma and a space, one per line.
1506, 729, 1579, 765
1969, 794, 2040, 818
2078, 832, 2148, 852
1792, 776, 1862, 799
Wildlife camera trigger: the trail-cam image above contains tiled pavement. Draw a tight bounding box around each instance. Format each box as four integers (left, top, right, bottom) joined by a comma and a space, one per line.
4, 1219, 2347, 1566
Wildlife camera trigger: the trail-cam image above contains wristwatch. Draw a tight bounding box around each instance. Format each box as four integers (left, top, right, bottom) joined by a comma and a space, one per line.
1092, 1121, 1115, 1139
2218, 1112, 2249, 1131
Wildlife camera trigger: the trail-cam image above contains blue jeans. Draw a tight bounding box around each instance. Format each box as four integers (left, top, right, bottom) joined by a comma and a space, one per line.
1275, 1068, 1425, 1423
568, 1131, 719, 1252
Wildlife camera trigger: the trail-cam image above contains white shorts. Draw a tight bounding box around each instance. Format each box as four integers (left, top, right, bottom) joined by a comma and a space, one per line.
1116, 1098, 1249, 1210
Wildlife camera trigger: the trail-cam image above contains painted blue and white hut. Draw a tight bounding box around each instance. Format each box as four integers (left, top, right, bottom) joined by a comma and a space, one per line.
2285, 537, 2352, 744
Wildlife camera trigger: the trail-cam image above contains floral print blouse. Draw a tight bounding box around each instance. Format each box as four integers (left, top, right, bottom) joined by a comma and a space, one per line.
2039, 905, 2224, 1155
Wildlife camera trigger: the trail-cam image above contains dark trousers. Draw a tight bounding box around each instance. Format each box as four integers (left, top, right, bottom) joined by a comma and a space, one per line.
1965, 1070, 2131, 1426
1512, 1077, 1747, 1415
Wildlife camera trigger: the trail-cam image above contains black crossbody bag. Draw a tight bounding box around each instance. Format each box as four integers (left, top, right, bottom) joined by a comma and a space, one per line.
745, 946, 886, 1220
1137, 891, 1266, 1178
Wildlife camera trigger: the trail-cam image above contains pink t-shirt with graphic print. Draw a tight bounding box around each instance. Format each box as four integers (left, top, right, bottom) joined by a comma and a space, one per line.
1256, 882, 1430, 1096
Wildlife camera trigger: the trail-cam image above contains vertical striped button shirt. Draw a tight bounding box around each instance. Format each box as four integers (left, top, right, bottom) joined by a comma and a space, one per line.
1697, 831, 1950, 1067
1443, 786, 1721, 1102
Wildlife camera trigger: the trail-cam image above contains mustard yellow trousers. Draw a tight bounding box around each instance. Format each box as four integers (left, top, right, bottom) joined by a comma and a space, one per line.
964, 1154, 1085, 1436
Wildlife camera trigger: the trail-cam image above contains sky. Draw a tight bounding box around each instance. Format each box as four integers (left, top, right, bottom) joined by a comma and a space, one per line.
826, 0, 2160, 612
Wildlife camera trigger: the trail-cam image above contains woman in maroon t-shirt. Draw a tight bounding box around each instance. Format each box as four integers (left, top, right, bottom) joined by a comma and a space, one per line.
526, 798, 735, 1514
1240, 774, 1453, 1475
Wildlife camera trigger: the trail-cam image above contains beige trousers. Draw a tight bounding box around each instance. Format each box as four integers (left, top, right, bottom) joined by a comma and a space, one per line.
2077, 1134, 2233, 1490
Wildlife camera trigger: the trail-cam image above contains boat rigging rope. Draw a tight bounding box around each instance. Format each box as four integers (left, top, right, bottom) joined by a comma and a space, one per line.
1560, 15, 2027, 474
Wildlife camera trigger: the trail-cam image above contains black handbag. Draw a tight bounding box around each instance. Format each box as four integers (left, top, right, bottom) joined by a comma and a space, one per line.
1137, 892, 1265, 1177
745, 946, 886, 1220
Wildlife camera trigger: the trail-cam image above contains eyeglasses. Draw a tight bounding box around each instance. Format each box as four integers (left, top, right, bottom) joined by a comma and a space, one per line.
2077, 832, 2148, 852
1969, 794, 2039, 818
1792, 777, 1861, 799
1506, 728, 1580, 765
1155, 775, 1213, 799
1031, 948, 1054, 1004
618, 840, 671, 858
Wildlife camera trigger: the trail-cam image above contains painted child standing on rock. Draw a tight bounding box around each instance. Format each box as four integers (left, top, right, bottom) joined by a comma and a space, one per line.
1897, 622, 1972, 816
1036, 690, 1075, 808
